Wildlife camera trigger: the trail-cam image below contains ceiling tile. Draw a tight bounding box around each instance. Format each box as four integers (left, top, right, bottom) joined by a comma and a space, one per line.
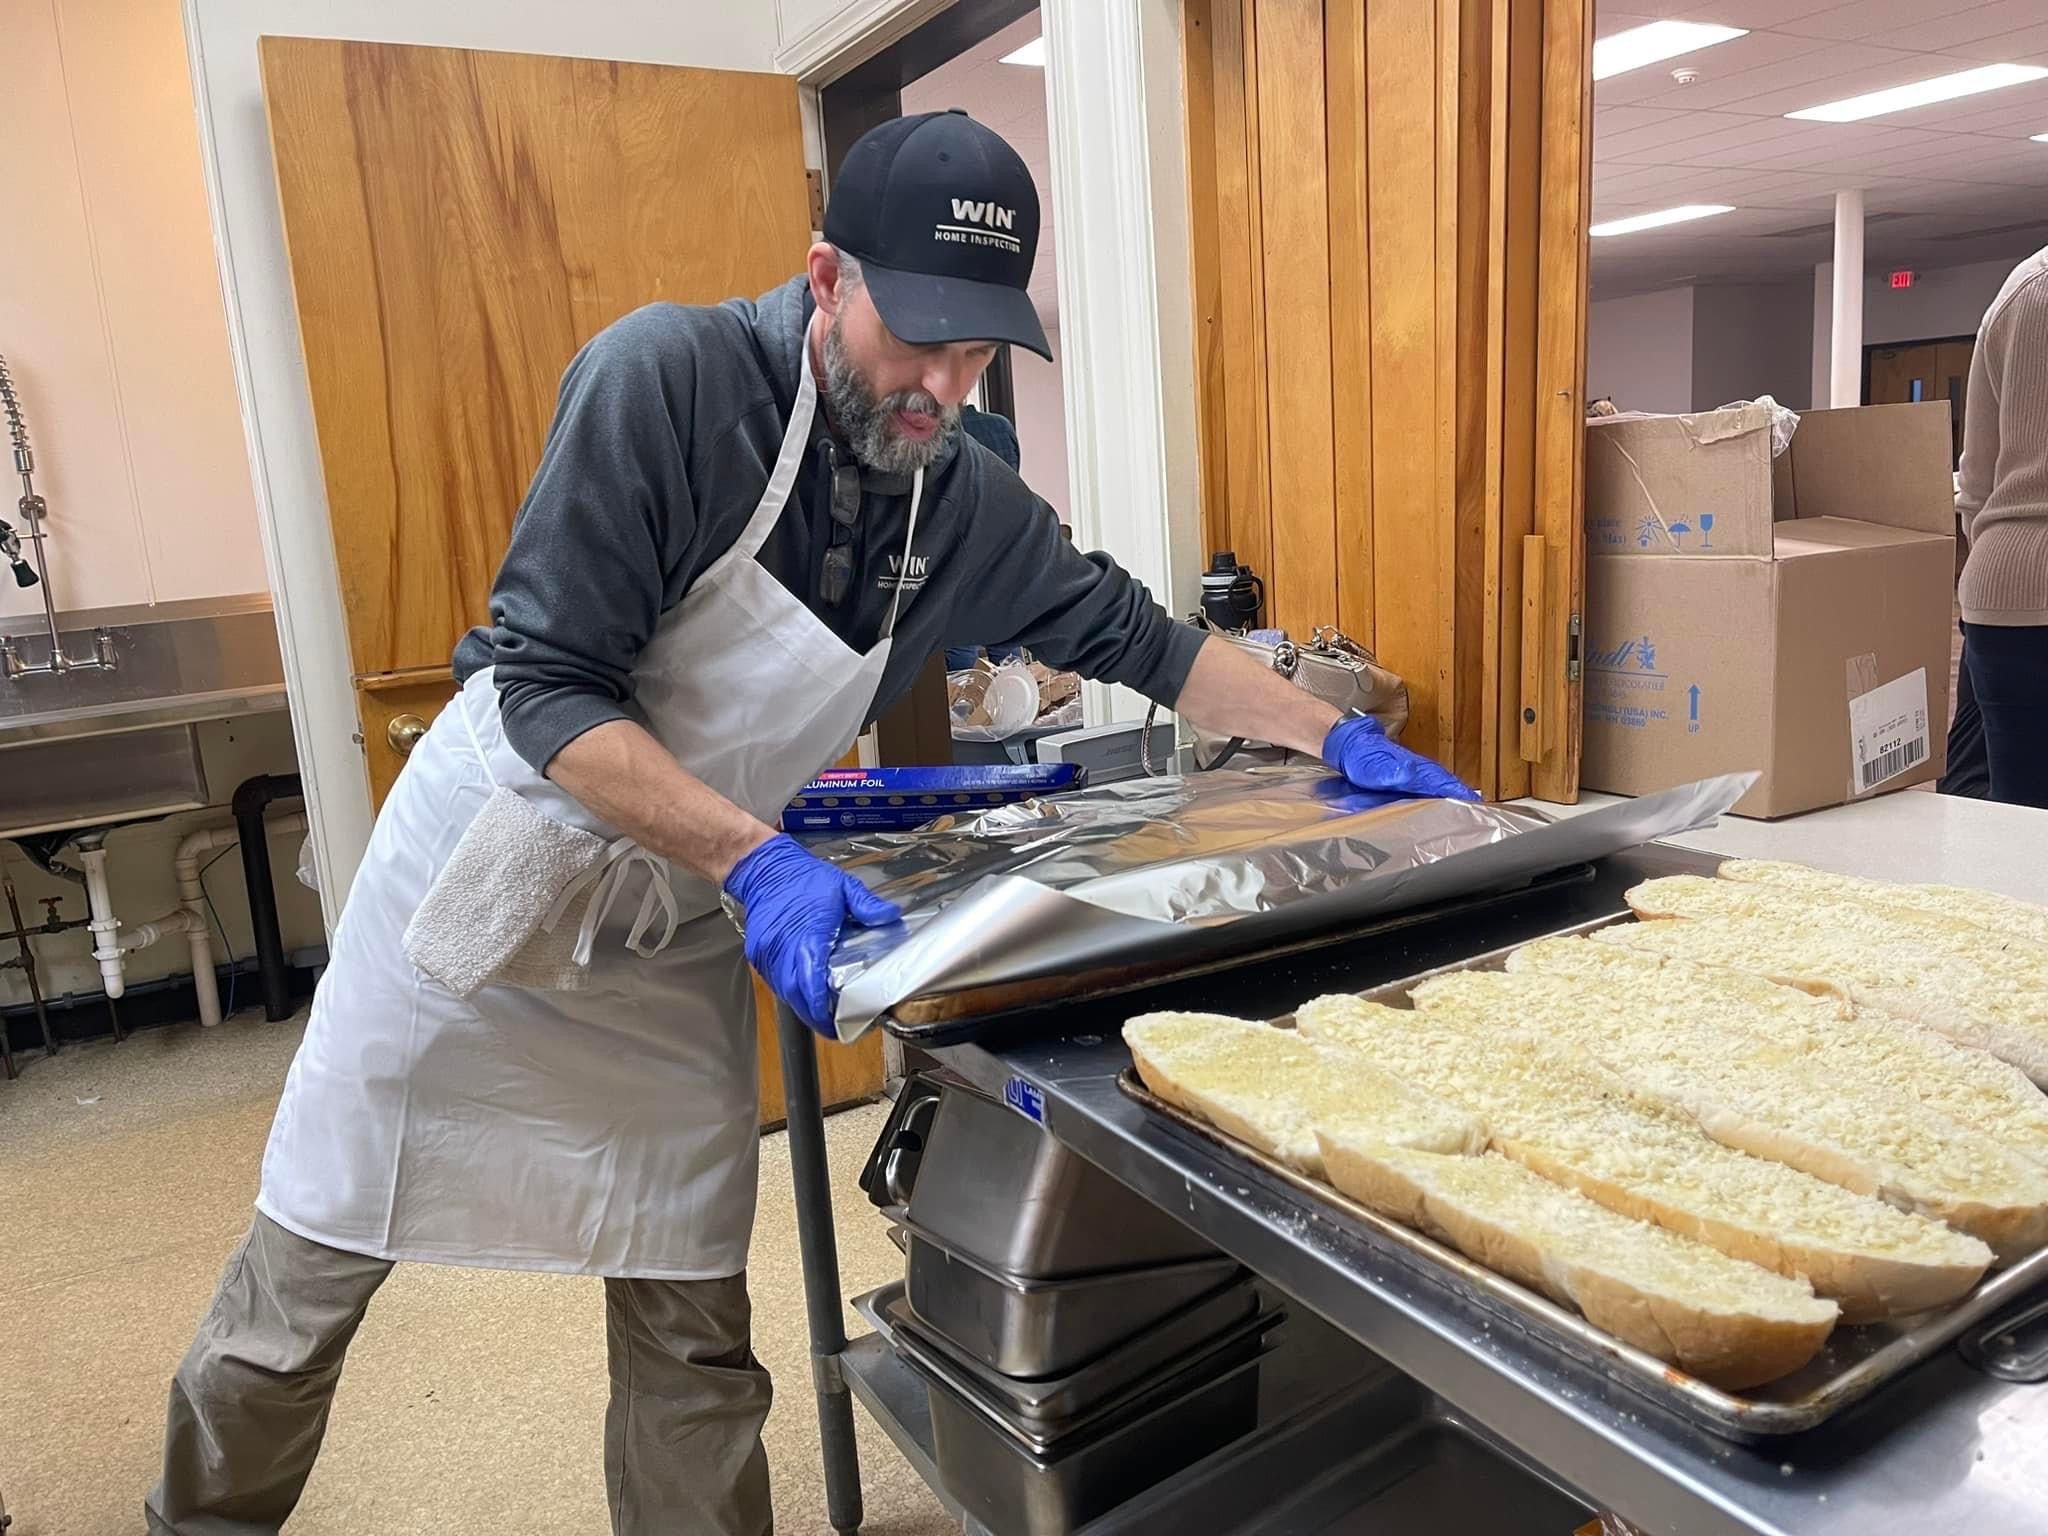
1659, 116, 1821, 158
1591, 166, 1689, 201
1936, 91, 2048, 132
1952, 19, 2048, 64
1717, 47, 2010, 116
1677, 0, 1850, 27
1770, 0, 1997, 42
1596, 28, 1827, 106
1595, 107, 1733, 156
1730, 122, 1940, 168
1612, 0, 1702, 16
1595, 104, 1690, 134
1859, 178, 1977, 212
1869, 0, 2048, 53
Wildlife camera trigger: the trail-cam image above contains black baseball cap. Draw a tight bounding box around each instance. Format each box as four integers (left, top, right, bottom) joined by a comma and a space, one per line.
823, 110, 1052, 361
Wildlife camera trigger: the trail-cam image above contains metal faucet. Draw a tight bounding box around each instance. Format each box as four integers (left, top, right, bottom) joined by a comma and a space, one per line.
0, 352, 117, 678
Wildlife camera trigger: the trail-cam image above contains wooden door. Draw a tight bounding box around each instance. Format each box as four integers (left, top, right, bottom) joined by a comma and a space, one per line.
261, 37, 883, 1119
1184, 0, 1593, 802
1868, 340, 1972, 466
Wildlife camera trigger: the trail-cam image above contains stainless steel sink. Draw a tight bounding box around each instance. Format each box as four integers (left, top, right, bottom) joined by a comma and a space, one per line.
0, 596, 284, 837
0, 595, 285, 749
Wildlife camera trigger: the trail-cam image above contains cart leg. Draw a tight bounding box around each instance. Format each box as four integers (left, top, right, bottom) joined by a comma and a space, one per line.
776, 999, 864, 1535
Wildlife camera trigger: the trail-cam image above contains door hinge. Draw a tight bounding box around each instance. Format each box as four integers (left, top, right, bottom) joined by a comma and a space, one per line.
806, 169, 826, 233
1566, 613, 1583, 683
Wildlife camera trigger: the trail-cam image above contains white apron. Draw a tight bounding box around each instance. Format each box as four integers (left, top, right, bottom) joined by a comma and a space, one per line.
259, 319, 919, 1278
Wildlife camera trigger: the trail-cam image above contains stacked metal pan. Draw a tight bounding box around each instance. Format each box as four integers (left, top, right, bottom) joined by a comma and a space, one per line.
864, 1075, 1283, 1533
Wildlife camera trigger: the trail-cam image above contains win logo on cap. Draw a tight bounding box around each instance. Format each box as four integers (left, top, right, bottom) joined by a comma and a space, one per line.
939, 199, 1022, 253
824, 110, 1051, 360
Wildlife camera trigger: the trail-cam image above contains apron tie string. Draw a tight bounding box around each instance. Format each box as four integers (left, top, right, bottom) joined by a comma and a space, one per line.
543, 837, 683, 968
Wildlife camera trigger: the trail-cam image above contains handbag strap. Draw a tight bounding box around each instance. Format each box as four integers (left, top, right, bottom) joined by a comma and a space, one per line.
1141, 696, 1249, 775
1141, 618, 1302, 776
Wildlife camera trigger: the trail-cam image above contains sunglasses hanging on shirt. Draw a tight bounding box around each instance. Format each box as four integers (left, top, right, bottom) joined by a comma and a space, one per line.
818, 440, 861, 610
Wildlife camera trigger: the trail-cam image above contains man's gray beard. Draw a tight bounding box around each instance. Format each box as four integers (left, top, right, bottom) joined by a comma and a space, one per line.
822, 318, 958, 475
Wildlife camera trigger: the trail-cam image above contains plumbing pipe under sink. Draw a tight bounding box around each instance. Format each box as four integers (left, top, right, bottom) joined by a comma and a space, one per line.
77, 836, 124, 999
81, 811, 308, 1025
172, 824, 239, 1027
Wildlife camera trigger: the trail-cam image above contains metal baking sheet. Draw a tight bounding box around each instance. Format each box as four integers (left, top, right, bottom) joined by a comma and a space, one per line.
1116, 913, 2048, 1440
827, 770, 1756, 1040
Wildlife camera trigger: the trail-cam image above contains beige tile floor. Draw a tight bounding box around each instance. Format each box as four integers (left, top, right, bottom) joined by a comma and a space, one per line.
0, 1014, 955, 1535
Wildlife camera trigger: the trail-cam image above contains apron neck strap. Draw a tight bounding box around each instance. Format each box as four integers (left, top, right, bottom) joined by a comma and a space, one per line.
729, 312, 823, 566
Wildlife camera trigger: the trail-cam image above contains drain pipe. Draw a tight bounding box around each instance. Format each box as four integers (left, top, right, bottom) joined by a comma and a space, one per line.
75, 833, 126, 999
233, 773, 303, 1022
175, 824, 241, 1028
90, 805, 308, 1028
164, 810, 307, 1027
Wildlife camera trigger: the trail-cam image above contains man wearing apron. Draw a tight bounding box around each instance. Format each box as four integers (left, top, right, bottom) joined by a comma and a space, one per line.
148, 112, 1474, 1534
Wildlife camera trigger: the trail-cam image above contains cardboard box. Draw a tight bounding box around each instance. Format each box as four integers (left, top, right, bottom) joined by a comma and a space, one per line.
1586, 401, 1778, 558
1582, 402, 1955, 819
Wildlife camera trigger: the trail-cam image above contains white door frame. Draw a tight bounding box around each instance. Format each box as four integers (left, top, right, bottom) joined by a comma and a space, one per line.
184, 0, 371, 930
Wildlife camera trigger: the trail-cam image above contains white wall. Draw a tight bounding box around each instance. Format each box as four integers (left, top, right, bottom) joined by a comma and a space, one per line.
184, 0, 789, 921
1691, 281, 1813, 414
1010, 332, 1072, 516
1, 0, 265, 618
1812, 255, 2022, 407
1587, 286, 1695, 415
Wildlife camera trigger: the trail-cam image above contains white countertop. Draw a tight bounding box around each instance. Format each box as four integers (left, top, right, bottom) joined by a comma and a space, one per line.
1518, 789, 2048, 904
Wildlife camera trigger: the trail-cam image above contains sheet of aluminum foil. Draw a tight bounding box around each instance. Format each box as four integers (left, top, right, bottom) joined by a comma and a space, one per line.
826, 767, 1756, 1039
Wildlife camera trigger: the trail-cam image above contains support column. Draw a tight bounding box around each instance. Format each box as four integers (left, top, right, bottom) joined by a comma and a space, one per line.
1830, 190, 1865, 408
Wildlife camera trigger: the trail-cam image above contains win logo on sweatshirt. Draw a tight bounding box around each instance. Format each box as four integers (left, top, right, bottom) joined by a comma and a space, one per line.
878, 552, 932, 594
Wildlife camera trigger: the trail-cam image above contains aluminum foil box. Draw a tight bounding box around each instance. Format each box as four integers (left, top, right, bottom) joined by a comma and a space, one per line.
784, 763, 1086, 833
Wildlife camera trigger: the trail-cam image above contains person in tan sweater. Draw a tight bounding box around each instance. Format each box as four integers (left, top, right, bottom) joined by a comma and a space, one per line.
1956, 245, 2048, 808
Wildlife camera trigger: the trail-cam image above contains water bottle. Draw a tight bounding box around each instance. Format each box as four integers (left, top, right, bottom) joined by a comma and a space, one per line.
1199, 551, 1265, 632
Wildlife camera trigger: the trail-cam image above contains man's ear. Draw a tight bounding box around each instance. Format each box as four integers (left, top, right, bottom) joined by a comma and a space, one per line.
806, 242, 843, 318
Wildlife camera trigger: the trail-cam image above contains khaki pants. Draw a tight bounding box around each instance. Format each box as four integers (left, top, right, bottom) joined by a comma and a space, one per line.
145, 1212, 773, 1535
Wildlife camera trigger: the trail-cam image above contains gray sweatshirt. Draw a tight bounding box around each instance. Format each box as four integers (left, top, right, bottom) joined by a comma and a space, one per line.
454, 277, 1201, 772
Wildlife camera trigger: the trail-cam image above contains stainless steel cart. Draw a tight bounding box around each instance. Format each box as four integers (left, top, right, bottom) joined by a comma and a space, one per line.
775, 843, 2048, 1534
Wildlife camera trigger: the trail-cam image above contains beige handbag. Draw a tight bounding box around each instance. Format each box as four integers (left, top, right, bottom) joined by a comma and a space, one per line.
1146, 619, 1411, 773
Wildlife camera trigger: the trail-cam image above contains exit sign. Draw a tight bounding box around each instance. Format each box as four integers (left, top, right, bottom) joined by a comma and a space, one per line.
1889, 269, 1917, 289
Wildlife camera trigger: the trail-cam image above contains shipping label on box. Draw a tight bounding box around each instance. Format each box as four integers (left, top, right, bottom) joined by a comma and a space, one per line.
1847, 666, 1932, 797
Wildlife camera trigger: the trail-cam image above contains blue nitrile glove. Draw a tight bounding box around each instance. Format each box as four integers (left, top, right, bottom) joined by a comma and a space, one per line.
1322, 715, 1482, 802
723, 835, 901, 1038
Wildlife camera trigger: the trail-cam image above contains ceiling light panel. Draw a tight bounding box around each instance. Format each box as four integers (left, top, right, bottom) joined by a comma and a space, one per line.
1787, 63, 2048, 124
1594, 21, 1748, 82
1590, 204, 1737, 237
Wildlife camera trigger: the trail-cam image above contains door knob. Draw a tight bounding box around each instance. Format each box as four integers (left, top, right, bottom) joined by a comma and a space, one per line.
387, 714, 429, 756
